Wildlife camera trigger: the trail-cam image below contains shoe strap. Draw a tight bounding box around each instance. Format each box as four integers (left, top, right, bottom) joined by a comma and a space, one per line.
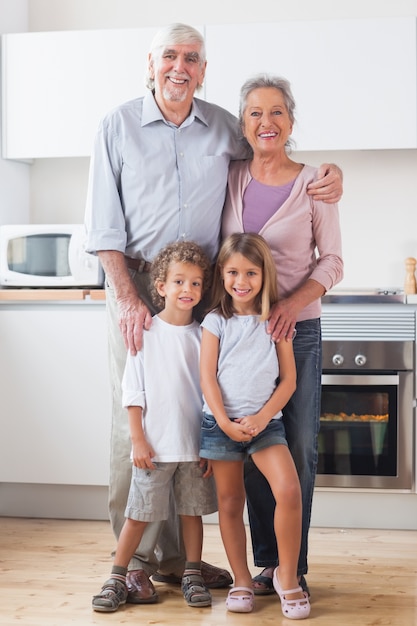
282, 585, 303, 595
229, 586, 254, 595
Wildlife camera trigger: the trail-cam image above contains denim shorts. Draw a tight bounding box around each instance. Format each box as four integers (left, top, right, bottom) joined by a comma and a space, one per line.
200, 413, 288, 461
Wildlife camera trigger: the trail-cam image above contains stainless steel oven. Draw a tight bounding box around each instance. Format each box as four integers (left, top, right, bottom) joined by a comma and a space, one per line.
317, 301, 416, 491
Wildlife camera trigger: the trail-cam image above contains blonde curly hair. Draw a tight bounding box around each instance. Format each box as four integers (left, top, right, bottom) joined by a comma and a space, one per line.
150, 241, 212, 309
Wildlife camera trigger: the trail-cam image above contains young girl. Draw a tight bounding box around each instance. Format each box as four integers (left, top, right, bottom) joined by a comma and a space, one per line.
199, 233, 310, 620
92, 241, 217, 612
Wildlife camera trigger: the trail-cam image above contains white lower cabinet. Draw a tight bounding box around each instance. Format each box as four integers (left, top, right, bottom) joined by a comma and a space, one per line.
0, 301, 111, 485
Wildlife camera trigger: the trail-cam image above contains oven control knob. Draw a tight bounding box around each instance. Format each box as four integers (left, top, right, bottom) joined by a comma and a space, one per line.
332, 354, 344, 366
354, 354, 367, 366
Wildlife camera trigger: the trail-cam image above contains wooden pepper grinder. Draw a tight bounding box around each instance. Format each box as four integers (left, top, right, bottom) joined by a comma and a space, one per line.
404, 257, 417, 294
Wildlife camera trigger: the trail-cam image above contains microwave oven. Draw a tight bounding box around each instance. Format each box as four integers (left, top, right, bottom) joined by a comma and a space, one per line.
0, 224, 104, 287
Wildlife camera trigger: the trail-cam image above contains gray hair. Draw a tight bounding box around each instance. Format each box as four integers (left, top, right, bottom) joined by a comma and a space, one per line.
145, 23, 206, 90
239, 74, 297, 151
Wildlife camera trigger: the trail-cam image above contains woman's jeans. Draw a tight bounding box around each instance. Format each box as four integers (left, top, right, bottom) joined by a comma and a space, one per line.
244, 318, 322, 576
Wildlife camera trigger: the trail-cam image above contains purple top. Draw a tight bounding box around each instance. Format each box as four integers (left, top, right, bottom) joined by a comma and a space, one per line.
242, 178, 295, 233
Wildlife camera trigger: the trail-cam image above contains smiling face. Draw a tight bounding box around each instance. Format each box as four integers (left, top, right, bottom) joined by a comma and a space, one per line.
149, 43, 206, 106
156, 261, 204, 315
241, 86, 293, 155
221, 252, 263, 314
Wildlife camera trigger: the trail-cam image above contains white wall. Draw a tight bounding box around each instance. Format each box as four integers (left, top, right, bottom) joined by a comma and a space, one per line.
0, 0, 30, 224
5, 0, 417, 289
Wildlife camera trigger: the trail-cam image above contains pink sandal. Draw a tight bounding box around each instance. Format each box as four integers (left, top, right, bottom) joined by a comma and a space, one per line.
226, 586, 254, 613
273, 568, 310, 620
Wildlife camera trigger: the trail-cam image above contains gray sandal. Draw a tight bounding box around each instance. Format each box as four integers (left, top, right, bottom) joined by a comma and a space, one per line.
181, 573, 212, 607
92, 577, 128, 612
252, 568, 275, 596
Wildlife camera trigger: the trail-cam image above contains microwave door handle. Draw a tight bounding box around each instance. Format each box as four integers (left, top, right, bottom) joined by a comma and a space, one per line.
68, 227, 84, 280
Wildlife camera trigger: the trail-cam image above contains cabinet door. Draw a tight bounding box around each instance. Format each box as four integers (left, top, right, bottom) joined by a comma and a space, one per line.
1, 28, 157, 158
205, 17, 417, 150
0, 303, 111, 485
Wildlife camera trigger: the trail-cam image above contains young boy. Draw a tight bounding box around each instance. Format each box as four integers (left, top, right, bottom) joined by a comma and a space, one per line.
92, 241, 217, 612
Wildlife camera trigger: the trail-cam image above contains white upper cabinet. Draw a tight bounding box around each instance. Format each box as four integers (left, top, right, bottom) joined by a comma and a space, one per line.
204, 17, 417, 151
1, 27, 158, 158
1, 18, 416, 157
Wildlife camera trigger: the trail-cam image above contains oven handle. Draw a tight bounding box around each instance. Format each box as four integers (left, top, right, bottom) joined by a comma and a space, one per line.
321, 374, 399, 385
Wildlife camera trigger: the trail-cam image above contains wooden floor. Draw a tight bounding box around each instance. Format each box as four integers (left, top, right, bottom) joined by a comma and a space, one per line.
0, 517, 416, 625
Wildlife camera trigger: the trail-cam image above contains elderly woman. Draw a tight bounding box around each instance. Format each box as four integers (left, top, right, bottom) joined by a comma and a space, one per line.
222, 74, 343, 600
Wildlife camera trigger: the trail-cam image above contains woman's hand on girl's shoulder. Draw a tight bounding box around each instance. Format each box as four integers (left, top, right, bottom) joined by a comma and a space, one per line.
267, 299, 298, 343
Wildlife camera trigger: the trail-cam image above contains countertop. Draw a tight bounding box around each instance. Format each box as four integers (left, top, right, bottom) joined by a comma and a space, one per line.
0, 289, 106, 301
0, 288, 415, 305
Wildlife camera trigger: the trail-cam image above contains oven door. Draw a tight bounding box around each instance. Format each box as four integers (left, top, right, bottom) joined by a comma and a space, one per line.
316, 372, 414, 490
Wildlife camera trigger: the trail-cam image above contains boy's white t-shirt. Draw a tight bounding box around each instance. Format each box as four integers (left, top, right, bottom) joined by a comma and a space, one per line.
122, 315, 203, 462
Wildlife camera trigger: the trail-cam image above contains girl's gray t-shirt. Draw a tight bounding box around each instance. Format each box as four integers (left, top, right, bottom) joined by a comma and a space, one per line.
201, 311, 282, 420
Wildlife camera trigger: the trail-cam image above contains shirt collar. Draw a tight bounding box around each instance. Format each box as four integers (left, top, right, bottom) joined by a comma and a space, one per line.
141, 90, 209, 129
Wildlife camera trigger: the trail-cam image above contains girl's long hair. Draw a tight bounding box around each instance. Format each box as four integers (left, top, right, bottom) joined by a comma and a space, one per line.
209, 232, 278, 320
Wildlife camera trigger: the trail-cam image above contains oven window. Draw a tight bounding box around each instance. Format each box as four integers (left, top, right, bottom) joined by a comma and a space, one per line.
318, 384, 397, 477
